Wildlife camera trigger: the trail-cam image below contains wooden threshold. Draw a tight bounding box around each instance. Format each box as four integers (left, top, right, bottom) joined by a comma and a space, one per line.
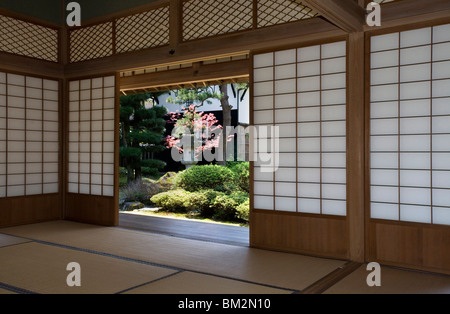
300, 261, 363, 294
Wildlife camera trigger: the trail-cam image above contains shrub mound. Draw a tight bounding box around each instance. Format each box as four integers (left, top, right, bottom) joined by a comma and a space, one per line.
150, 188, 249, 223
176, 165, 237, 193
147, 163, 250, 223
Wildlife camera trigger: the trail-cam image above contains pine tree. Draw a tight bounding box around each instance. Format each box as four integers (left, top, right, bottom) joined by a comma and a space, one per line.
120, 93, 168, 183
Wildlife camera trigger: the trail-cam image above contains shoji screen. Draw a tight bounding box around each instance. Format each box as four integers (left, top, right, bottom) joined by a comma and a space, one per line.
66, 75, 118, 226
370, 24, 450, 226
253, 41, 347, 216
68, 76, 115, 197
251, 40, 348, 259
0, 72, 59, 198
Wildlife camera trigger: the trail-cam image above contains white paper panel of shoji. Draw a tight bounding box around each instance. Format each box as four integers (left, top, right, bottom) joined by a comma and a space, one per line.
252, 40, 347, 216
68, 75, 115, 197
0, 72, 59, 198
370, 24, 450, 225
297, 41, 347, 216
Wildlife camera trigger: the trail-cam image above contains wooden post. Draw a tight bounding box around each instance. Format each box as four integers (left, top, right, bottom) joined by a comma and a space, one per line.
347, 32, 365, 262
169, 0, 182, 50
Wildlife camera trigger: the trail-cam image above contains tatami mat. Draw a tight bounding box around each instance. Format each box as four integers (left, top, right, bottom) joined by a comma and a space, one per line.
324, 265, 450, 294
1, 220, 346, 292
0, 288, 16, 294
124, 271, 293, 294
0, 233, 30, 248
0, 241, 176, 294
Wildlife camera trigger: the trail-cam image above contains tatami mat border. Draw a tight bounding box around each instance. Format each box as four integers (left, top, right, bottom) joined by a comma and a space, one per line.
0, 281, 37, 294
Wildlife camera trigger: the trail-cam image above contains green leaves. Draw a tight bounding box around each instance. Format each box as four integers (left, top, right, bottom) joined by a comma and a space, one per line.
119, 147, 141, 158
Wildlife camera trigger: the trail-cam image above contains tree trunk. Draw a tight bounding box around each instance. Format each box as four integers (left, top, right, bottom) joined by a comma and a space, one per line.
133, 143, 142, 182
122, 122, 135, 184
219, 84, 232, 165
134, 164, 142, 181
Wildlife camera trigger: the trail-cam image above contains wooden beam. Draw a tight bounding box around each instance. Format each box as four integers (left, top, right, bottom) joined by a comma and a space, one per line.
302, 0, 365, 32
69, 0, 170, 28
364, 0, 450, 31
120, 59, 249, 92
64, 17, 344, 78
0, 52, 64, 78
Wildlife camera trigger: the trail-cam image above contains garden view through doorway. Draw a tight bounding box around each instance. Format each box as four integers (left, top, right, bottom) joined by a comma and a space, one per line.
118, 76, 251, 246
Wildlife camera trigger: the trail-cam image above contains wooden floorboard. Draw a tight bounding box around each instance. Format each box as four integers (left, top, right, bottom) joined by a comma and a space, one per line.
118, 212, 249, 247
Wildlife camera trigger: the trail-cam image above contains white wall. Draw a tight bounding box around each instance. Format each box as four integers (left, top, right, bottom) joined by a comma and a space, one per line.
150, 84, 250, 125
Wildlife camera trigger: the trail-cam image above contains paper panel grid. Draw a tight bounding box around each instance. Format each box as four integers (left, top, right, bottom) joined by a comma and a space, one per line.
370, 24, 450, 226
68, 76, 116, 197
252, 41, 347, 216
0, 72, 59, 198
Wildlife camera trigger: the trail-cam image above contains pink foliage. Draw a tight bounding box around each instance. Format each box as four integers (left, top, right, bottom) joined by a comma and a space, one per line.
165, 105, 223, 156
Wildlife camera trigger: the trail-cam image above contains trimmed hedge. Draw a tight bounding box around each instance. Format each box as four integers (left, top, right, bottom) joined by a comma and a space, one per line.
150, 189, 192, 213
150, 188, 249, 222
236, 199, 249, 222
176, 165, 238, 193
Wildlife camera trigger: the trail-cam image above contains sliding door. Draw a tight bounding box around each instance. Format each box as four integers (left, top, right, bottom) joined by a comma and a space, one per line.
0, 71, 61, 227
65, 74, 119, 226
367, 23, 450, 274
250, 40, 349, 259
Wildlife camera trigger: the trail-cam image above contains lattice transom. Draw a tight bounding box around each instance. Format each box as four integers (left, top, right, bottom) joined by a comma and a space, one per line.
183, 0, 253, 41
70, 22, 113, 63
116, 6, 170, 53
0, 15, 58, 62
257, 0, 319, 28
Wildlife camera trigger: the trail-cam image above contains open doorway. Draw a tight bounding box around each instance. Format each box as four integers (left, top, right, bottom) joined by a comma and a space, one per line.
117, 55, 250, 246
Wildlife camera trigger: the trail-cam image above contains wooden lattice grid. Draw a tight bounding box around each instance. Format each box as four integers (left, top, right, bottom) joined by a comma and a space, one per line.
257, 0, 319, 28
70, 22, 113, 63
0, 14, 58, 62
116, 5, 170, 53
183, 0, 253, 41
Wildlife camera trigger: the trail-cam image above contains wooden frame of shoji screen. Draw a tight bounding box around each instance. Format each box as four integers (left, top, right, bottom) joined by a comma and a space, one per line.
0, 70, 60, 198
366, 20, 450, 274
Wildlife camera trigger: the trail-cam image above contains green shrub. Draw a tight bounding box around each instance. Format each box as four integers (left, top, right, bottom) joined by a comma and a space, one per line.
184, 191, 210, 213
211, 191, 249, 221
226, 161, 249, 192
150, 187, 249, 223
150, 189, 191, 213
150, 189, 220, 217
156, 172, 178, 192
236, 199, 249, 222
193, 189, 225, 217
176, 165, 237, 192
